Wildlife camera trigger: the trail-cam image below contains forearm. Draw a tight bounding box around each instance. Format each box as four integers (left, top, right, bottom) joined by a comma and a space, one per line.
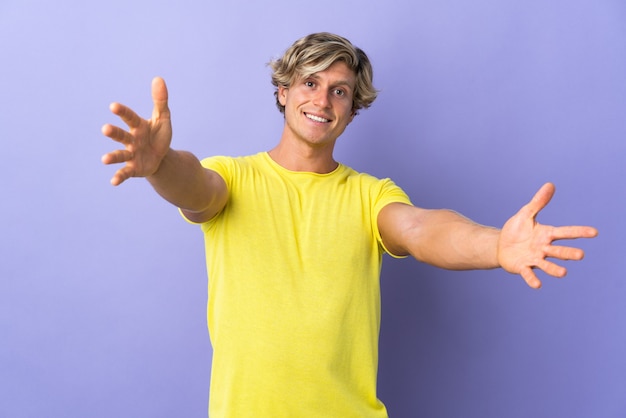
147, 149, 225, 216
404, 209, 501, 270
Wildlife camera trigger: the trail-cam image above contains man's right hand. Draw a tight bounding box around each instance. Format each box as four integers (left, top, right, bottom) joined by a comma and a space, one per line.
101, 77, 172, 186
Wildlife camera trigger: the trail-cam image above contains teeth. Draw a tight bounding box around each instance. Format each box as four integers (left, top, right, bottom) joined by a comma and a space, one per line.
306, 113, 329, 123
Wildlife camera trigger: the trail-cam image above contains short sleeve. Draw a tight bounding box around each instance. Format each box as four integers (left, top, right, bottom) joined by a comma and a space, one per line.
178, 155, 232, 224
371, 178, 412, 258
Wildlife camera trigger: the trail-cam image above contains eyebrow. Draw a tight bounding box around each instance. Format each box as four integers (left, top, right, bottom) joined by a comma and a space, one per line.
308, 74, 355, 90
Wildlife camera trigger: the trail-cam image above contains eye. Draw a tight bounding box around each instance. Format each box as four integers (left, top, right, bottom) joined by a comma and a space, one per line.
305, 81, 315, 88
334, 89, 345, 97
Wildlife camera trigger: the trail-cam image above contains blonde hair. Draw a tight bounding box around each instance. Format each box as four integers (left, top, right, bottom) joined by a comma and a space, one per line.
269, 33, 378, 115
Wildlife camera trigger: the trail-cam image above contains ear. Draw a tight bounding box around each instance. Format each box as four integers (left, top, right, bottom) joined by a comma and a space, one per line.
348, 109, 357, 124
278, 85, 288, 107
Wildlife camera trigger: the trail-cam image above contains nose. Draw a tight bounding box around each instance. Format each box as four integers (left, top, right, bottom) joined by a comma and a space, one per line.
312, 89, 331, 108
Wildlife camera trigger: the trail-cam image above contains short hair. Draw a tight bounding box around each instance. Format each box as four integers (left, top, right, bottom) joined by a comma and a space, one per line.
269, 32, 378, 115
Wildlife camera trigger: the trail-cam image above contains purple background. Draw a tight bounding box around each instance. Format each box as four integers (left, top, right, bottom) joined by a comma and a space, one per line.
1, 0, 624, 417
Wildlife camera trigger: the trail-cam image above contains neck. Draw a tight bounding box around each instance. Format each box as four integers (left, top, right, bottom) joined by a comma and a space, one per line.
268, 139, 339, 174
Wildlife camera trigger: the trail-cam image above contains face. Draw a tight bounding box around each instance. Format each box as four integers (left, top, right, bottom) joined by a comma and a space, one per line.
278, 61, 357, 149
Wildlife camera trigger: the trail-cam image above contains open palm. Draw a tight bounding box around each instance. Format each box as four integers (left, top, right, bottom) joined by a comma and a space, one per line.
101, 77, 172, 186
497, 183, 598, 288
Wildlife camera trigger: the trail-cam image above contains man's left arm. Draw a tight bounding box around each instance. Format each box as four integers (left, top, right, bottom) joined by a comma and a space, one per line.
377, 182, 598, 289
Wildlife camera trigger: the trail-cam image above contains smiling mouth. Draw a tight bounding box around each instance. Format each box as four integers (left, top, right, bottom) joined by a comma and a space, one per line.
305, 113, 330, 123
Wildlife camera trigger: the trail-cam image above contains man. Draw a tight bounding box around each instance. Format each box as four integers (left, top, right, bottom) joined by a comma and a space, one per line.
101, 33, 597, 417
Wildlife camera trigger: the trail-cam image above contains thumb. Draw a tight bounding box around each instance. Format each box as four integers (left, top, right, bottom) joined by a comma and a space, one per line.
151, 76, 170, 119
523, 182, 555, 219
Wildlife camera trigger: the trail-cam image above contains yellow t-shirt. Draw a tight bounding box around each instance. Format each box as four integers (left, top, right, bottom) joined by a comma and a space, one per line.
187, 152, 411, 417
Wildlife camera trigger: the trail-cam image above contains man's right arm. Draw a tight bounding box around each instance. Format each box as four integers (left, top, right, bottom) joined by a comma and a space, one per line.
147, 149, 228, 223
101, 77, 228, 223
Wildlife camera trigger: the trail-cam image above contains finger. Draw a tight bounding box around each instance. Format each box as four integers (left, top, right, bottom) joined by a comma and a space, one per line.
101, 123, 134, 145
151, 76, 170, 120
551, 225, 599, 240
536, 258, 567, 278
520, 182, 556, 219
544, 245, 585, 261
109, 102, 143, 129
101, 149, 133, 165
110, 166, 136, 186
520, 267, 542, 289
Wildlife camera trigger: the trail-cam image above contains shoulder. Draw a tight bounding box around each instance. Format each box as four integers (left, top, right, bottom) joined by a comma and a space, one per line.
200, 152, 267, 177
340, 165, 412, 205
200, 152, 264, 168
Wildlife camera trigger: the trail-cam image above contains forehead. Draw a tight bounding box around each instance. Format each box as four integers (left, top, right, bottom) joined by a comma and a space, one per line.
299, 61, 356, 87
